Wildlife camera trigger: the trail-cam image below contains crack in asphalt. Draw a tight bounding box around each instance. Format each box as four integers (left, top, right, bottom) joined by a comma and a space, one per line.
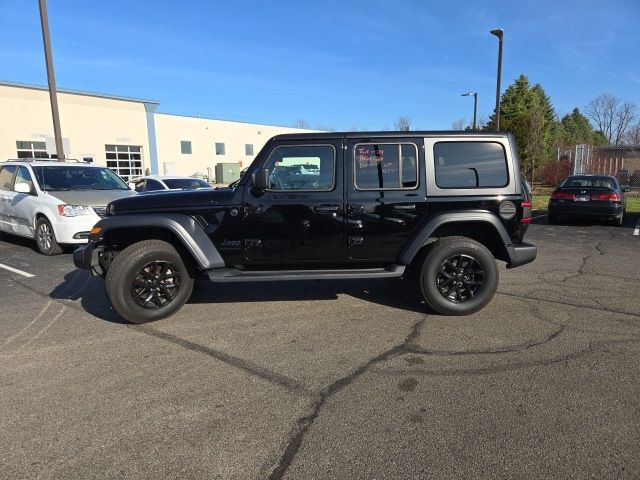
406, 324, 565, 357
267, 318, 425, 480
378, 337, 640, 378
131, 325, 312, 397
497, 291, 640, 321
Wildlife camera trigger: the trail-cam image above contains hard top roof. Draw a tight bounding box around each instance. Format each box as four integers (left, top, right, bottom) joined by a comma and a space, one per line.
271, 130, 510, 141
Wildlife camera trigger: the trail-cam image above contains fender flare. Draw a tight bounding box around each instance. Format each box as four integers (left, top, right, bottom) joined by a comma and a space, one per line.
397, 211, 512, 265
92, 213, 224, 269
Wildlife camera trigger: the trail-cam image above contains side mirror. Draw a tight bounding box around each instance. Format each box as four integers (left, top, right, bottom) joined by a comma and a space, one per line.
128, 182, 136, 190
251, 168, 269, 190
14, 182, 32, 194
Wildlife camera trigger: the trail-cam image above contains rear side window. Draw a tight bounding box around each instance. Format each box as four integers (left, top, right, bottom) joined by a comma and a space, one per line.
0, 165, 17, 190
434, 142, 508, 188
354, 143, 418, 190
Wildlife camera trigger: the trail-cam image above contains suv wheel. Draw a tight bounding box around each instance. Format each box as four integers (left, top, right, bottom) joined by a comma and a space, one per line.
105, 240, 194, 323
35, 218, 63, 255
418, 236, 498, 316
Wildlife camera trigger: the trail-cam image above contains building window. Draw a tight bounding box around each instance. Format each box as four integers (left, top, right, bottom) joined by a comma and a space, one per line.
215, 142, 226, 155
16, 141, 50, 159
105, 144, 143, 182
180, 141, 192, 154
245, 144, 254, 156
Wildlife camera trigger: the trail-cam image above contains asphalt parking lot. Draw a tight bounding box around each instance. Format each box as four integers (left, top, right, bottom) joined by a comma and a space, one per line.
1, 215, 640, 480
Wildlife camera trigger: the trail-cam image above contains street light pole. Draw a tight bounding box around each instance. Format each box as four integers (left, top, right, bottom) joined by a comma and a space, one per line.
461, 92, 478, 130
38, 0, 65, 161
490, 28, 504, 131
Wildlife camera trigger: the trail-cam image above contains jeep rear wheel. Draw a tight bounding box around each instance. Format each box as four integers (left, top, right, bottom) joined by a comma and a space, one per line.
106, 240, 194, 323
418, 236, 498, 316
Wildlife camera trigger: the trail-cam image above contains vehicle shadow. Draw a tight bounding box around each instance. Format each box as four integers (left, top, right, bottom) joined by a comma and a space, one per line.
49, 270, 127, 324
49, 271, 428, 324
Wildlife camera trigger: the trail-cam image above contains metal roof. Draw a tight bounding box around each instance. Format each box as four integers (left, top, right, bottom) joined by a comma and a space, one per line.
0, 80, 160, 105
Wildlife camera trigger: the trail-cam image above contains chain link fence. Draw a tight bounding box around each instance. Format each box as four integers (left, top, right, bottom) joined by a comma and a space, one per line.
540, 144, 640, 188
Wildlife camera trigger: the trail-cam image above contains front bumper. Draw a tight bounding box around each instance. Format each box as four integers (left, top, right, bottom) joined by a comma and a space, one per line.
505, 242, 537, 268
73, 240, 100, 270
53, 214, 101, 244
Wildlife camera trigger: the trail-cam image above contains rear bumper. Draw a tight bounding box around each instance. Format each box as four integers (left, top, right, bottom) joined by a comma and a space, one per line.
505, 242, 537, 269
548, 201, 623, 218
73, 241, 100, 270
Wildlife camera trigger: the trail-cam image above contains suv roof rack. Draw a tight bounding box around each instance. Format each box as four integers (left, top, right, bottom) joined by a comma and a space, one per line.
4, 158, 81, 163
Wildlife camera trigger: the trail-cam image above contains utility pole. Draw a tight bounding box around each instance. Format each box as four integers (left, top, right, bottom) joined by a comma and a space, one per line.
490, 28, 504, 131
38, 0, 65, 160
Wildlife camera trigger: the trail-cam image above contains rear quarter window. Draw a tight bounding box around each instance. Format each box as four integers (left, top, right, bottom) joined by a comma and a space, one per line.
434, 142, 508, 188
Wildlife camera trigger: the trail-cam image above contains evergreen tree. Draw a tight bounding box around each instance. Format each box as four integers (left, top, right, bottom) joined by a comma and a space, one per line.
486, 74, 556, 178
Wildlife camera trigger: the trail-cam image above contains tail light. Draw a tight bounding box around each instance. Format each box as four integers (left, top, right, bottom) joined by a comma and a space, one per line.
591, 192, 622, 201
551, 191, 575, 200
521, 200, 532, 224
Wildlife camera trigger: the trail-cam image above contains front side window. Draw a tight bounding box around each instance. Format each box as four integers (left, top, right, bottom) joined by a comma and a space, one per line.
434, 142, 508, 188
32, 166, 130, 191
145, 179, 165, 191
263, 145, 335, 191
105, 144, 143, 182
0, 165, 17, 190
354, 143, 418, 190
14, 166, 34, 192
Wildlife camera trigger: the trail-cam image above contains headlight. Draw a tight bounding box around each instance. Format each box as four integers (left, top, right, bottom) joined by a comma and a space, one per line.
57, 204, 92, 217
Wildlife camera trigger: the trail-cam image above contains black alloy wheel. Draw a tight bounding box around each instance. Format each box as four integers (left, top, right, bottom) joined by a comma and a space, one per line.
418, 236, 498, 316
131, 261, 182, 309
436, 254, 484, 303
105, 240, 194, 323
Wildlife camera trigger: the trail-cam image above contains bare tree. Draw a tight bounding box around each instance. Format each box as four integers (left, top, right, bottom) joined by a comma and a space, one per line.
394, 116, 412, 131
585, 94, 637, 146
293, 119, 310, 129
316, 125, 336, 132
623, 123, 640, 145
451, 118, 467, 130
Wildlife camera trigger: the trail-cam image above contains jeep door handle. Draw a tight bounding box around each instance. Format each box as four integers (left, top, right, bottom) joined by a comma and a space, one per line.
347, 205, 364, 215
313, 205, 340, 213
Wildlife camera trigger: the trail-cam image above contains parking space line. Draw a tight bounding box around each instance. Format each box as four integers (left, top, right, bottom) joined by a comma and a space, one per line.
0, 262, 35, 278
634, 218, 640, 236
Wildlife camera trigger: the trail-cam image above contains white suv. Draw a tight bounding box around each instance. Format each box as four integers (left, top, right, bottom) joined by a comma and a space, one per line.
0, 160, 136, 255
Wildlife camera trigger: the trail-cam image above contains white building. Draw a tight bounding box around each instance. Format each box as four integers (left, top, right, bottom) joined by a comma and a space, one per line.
0, 80, 315, 182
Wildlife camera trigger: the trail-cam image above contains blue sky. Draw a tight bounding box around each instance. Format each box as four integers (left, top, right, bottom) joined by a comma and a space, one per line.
1, 0, 639, 130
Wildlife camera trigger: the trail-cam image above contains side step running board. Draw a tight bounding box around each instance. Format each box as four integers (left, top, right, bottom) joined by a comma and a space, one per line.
206, 265, 406, 283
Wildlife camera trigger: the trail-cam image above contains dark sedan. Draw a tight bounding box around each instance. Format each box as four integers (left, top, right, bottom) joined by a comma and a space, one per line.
548, 175, 630, 226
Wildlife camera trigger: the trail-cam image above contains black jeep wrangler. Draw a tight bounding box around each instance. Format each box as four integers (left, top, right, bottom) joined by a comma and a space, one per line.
74, 131, 536, 323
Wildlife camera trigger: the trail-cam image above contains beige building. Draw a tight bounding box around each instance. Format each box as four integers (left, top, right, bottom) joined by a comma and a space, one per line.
0, 81, 314, 182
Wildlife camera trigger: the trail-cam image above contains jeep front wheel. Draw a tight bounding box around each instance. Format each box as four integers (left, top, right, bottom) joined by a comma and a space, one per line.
418, 236, 498, 316
105, 240, 194, 323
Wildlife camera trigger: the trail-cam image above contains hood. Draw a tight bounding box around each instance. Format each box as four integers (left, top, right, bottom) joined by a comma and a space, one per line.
47, 189, 136, 206
107, 188, 237, 214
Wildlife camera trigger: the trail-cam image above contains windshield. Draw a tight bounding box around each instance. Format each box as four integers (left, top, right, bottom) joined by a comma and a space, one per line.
561, 176, 616, 190
163, 178, 212, 189
32, 166, 130, 191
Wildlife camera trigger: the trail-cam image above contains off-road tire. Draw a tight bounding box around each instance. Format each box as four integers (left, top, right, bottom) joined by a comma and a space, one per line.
106, 240, 194, 324
35, 217, 63, 255
418, 236, 498, 316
